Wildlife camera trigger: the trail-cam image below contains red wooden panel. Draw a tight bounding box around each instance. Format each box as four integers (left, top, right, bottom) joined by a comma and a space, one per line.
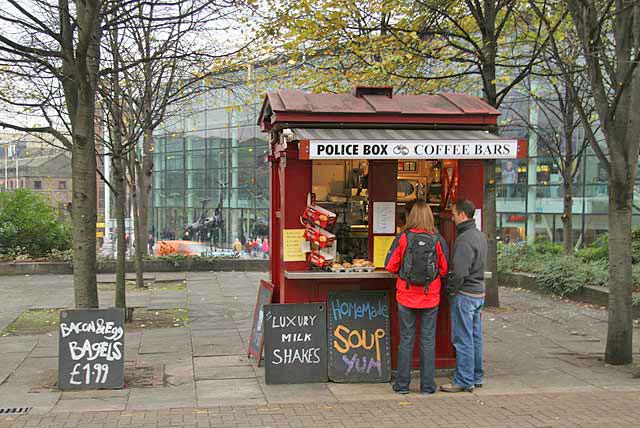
457, 160, 484, 209
367, 160, 398, 259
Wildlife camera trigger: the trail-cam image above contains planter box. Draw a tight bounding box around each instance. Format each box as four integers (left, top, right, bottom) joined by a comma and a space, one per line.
0, 259, 269, 276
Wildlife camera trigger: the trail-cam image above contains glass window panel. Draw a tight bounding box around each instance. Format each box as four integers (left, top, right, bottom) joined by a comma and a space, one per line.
206, 129, 230, 150
165, 136, 184, 152
205, 108, 231, 129
152, 171, 164, 190
186, 136, 206, 151
206, 149, 227, 170
165, 152, 184, 170
232, 106, 258, 126
166, 171, 185, 190
186, 150, 205, 169
530, 157, 560, 185
186, 170, 205, 188
153, 153, 165, 171
498, 213, 527, 244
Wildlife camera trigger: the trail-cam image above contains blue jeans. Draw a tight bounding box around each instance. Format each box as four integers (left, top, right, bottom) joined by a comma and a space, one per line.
395, 303, 438, 393
450, 294, 484, 388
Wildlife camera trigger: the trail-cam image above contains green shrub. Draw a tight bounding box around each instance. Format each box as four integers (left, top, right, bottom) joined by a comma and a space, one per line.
0, 190, 71, 258
576, 233, 609, 262
575, 229, 640, 264
497, 242, 556, 274
632, 229, 640, 263
499, 242, 609, 297
535, 256, 607, 297
532, 239, 563, 255
156, 253, 189, 267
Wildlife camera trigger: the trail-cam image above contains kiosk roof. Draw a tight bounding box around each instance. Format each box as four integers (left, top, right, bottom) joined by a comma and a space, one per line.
258, 87, 501, 131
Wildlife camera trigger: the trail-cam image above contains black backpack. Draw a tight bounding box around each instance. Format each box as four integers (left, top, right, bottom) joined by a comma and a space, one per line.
399, 231, 439, 289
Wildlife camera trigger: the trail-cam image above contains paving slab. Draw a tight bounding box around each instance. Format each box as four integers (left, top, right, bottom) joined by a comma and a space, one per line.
326, 382, 400, 401
0, 338, 37, 355
60, 389, 130, 400
127, 384, 196, 410
195, 365, 255, 381
0, 385, 61, 415
51, 397, 128, 413
193, 355, 252, 370
0, 353, 28, 384
196, 379, 265, 406
2, 357, 56, 387
261, 382, 336, 404
138, 329, 191, 354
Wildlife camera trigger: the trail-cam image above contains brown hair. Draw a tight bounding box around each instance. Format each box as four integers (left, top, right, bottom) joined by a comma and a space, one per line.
405, 201, 436, 232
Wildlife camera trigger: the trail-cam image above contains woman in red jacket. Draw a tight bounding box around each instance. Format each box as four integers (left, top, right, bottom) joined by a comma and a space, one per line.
385, 201, 448, 394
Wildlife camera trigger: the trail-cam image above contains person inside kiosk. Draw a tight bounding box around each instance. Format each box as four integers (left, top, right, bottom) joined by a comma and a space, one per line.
312, 159, 447, 267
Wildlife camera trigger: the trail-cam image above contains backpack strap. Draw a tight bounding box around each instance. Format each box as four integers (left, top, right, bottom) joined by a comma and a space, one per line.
401, 229, 412, 290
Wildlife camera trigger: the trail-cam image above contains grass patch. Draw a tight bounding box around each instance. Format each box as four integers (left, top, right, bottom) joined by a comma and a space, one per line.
128, 307, 189, 330
98, 280, 187, 292
1, 307, 189, 336
1, 308, 61, 336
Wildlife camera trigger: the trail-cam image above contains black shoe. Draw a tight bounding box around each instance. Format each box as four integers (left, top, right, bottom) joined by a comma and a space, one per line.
474, 383, 483, 388
393, 385, 410, 394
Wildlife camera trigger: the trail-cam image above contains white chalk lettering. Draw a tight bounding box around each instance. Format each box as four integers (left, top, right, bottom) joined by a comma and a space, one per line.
271, 347, 321, 365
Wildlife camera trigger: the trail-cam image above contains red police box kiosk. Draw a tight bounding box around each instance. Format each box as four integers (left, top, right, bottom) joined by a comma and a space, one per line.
258, 86, 524, 369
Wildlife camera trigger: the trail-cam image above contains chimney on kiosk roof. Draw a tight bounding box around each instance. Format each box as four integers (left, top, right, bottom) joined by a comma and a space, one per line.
352, 86, 394, 98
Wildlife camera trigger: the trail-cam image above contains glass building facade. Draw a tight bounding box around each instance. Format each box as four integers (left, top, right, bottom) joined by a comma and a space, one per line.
151, 81, 639, 249
495, 86, 640, 245
152, 86, 269, 247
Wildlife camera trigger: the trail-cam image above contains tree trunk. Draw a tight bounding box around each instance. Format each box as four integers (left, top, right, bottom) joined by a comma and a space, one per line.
137, 128, 153, 257
483, 159, 499, 307
65, 0, 102, 309
562, 180, 573, 254
129, 158, 145, 289
71, 122, 99, 308
113, 153, 127, 312
605, 170, 634, 365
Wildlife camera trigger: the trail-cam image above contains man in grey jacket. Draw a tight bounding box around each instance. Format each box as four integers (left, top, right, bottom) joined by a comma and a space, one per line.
441, 199, 487, 393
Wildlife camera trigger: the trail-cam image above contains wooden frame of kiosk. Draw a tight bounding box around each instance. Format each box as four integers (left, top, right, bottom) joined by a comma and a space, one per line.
258, 86, 525, 370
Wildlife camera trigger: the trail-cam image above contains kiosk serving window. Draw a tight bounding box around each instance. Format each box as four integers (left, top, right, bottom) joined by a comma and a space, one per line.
312, 158, 449, 262
396, 160, 444, 231
312, 160, 369, 261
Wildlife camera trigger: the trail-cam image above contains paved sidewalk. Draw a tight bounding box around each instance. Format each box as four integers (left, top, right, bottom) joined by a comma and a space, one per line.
1, 391, 640, 427
0, 271, 638, 420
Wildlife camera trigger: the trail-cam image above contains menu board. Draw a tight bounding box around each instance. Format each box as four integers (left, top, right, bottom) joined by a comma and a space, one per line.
328, 291, 391, 383
283, 229, 307, 261
58, 308, 125, 390
247, 280, 274, 361
373, 235, 396, 268
263, 303, 327, 384
373, 202, 396, 234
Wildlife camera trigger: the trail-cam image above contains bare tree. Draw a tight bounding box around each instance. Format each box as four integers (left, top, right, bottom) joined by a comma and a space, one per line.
101, 0, 253, 290
506, 41, 596, 253
530, 0, 640, 364
0, 0, 109, 308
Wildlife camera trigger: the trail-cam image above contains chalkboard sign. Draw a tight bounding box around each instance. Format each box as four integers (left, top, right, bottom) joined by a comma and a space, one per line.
58, 308, 125, 390
328, 291, 391, 383
263, 303, 327, 384
247, 280, 274, 362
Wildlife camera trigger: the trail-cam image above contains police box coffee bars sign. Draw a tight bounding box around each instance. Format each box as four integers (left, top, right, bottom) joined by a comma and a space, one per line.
303, 140, 519, 159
